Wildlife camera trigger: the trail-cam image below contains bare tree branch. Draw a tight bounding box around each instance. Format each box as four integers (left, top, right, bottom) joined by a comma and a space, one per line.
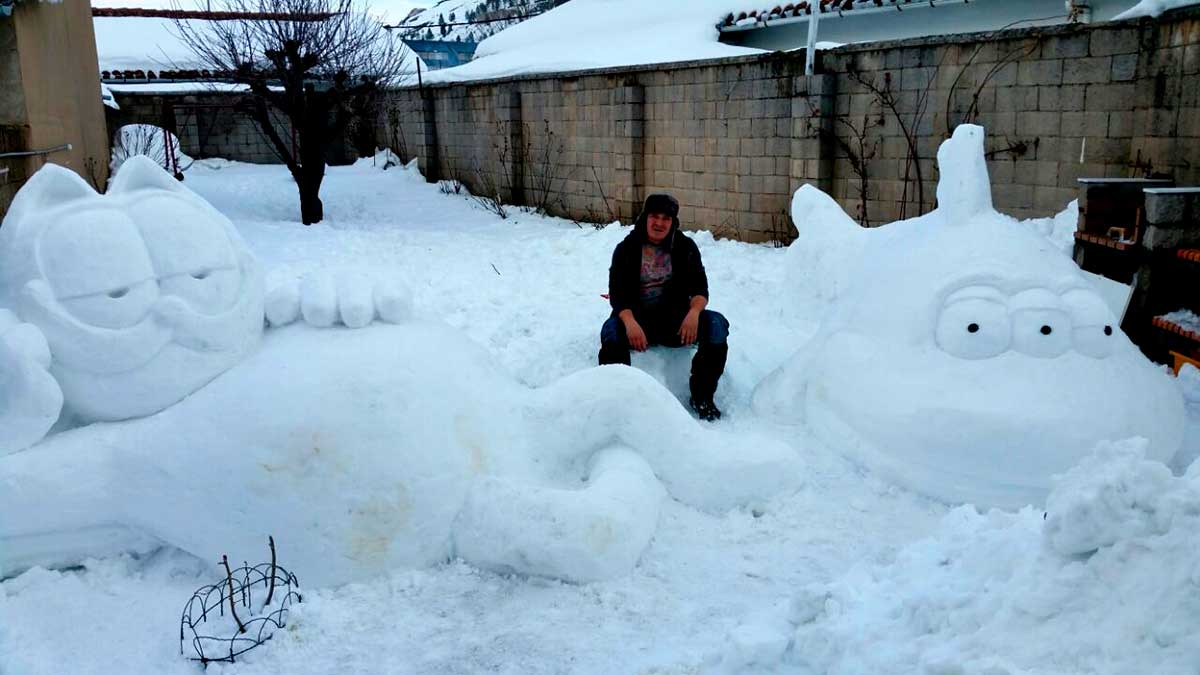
170, 0, 411, 224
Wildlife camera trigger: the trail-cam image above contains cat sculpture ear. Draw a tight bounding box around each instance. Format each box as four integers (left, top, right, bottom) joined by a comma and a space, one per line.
1, 163, 97, 232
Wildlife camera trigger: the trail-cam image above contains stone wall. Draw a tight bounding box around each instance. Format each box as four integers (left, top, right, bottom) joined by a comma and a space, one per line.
378, 9, 1200, 242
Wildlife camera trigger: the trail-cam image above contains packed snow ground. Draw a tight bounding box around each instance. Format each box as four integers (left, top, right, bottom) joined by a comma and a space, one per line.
1, 157, 1196, 674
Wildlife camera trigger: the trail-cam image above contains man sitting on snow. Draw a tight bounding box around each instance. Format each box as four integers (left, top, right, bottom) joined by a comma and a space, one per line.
598, 193, 730, 421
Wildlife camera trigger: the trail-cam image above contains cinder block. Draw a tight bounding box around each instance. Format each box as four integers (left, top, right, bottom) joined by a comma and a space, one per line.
1042, 34, 1090, 60
995, 86, 1039, 112
1142, 224, 1200, 249
1110, 54, 1139, 82
740, 137, 765, 156
1034, 185, 1076, 213
1108, 111, 1135, 137
1090, 28, 1140, 57
1017, 111, 1061, 136
1017, 60, 1063, 86
1039, 85, 1085, 112
1084, 83, 1136, 111
1063, 56, 1113, 85
751, 156, 775, 176
1144, 189, 1192, 225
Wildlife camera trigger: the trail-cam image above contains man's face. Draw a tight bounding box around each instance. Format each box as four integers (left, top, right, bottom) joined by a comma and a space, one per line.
645, 212, 673, 244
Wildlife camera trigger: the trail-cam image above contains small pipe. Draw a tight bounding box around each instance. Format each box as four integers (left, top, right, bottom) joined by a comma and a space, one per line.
0, 143, 73, 159
805, 9, 820, 76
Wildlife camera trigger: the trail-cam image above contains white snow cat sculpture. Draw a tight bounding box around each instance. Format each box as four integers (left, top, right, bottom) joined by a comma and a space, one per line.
0, 158, 800, 586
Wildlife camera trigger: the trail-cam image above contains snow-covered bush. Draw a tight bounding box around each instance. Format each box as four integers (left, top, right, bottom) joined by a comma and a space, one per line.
109, 124, 192, 179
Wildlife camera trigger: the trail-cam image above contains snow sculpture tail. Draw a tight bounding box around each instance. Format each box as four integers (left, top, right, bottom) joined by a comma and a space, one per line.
528, 366, 802, 512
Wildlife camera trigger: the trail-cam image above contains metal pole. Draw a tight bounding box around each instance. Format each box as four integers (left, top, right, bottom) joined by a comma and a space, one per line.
805, 12, 820, 76
0, 143, 73, 159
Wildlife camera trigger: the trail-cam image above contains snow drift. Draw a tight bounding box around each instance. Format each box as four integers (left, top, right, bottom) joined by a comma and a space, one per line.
712, 440, 1200, 674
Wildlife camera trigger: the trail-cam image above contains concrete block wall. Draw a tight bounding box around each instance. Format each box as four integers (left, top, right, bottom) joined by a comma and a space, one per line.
95, 10, 1200, 242
820, 16, 1200, 224
375, 10, 1200, 242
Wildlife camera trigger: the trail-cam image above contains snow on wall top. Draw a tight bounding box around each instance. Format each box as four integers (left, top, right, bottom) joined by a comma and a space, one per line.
425, 0, 766, 83
1115, 0, 1200, 18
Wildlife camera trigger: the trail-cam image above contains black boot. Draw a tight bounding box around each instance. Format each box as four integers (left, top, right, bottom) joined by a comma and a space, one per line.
689, 397, 722, 422
598, 343, 631, 366
689, 343, 727, 421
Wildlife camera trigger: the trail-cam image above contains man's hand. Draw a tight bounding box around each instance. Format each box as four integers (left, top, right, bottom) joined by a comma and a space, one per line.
678, 308, 701, 346
620, 311, 649, 352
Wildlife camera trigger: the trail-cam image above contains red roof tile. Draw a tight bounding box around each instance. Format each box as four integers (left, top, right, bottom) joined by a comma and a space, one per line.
92, 7, 335, 21
722, 0, 918, 27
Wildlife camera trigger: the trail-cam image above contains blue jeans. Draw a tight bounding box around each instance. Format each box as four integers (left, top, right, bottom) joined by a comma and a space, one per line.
598, 309, 730, 400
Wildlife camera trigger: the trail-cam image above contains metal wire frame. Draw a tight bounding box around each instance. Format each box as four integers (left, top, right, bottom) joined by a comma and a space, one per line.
179, 550, 302, 666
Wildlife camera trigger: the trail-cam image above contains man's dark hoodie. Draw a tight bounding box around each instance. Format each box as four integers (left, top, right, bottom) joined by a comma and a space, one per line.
607, 193, 709, 322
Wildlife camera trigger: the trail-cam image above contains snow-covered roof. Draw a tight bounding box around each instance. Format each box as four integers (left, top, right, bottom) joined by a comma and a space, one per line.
426, 0, 766, 84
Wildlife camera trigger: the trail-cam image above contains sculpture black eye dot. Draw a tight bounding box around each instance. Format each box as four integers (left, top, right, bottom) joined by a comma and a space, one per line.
1040, 325, 1053, 335
191, 270, 210, 280
108, 287, 129, 299
967, 323, 980, 333
1104, 325, 1113, 336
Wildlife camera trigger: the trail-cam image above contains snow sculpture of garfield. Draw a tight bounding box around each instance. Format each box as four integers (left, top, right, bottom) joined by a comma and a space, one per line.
0, 158, 800, 586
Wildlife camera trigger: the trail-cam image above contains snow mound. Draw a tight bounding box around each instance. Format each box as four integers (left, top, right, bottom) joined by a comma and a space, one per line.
710, 440, 1200, 675
757, 124, 1185, 509
0, 157, 264, 423
1022, 199, 1080, 255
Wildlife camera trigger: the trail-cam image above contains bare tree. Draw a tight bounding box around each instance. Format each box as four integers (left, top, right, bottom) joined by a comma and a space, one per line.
172, 0, 408, 224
